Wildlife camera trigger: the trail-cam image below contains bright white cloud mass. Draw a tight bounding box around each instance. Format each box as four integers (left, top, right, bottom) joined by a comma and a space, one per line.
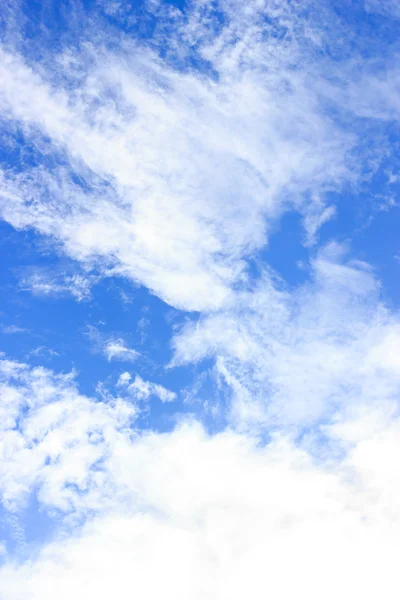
0, 0, 400, 598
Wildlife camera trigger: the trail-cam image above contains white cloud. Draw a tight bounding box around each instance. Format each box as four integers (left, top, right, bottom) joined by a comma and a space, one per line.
117, 371, 132, 387
172, 244, 400, 431
86, 327, 140, 363
0, 358, 136, 513
302, 201, 336, 247
120, 373, 177, 403
104, 339, 139, 363
1, 325, 27, 334
0, 366, 400, 598
20, 271, 93, 302
27, 346, 60, 358
0, 236, 400, 595
0, 0, 359, 312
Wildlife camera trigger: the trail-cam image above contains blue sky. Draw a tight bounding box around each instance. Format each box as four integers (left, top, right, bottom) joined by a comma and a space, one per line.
1, 0, 400, 598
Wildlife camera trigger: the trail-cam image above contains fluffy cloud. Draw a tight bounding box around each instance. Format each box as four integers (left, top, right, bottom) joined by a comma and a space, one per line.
0, 238, 400, 596
0, 359, 400, 598
0, 359, 136, 513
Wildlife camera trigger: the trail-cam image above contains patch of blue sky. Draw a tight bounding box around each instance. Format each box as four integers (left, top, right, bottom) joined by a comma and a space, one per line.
0, 218, 213, 432
249, 212, 311, 288
0, 496, 57, 563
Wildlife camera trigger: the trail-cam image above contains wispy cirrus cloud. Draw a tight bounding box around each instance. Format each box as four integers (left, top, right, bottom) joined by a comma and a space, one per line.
86, 326, 140, 363
27, 346, 60, 358
20, 270, 93, 302
0, 0, 362, 311
172, 243, 400, 431
118, 372, 176, 402
1, 325, 27, 334
104, 339, 140, 362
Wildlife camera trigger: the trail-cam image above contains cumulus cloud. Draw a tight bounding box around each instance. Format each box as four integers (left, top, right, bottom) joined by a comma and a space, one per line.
0, 358, 400, 598
0, 359, 136, 514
